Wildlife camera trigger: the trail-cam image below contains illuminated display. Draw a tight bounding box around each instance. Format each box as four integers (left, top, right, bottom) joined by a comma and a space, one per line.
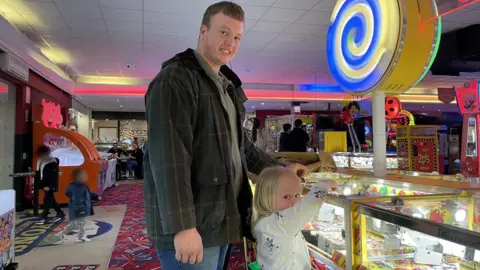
326, 0, 441, 95
327, 0, 400, 94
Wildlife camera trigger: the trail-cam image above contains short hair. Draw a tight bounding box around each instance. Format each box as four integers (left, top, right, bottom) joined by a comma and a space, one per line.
294, 119, 303, 128
282, 123, 292, 132
36, 145, 51, 156
201, 1, 245, 28
72, 168, 86, 181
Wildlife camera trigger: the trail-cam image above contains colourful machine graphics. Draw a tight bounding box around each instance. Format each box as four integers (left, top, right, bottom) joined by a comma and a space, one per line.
327, 0, 441, 95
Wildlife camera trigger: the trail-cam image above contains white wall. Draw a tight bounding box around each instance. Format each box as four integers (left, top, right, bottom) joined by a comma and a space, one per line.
92, 120, 119, 142
71, 99, 92, 140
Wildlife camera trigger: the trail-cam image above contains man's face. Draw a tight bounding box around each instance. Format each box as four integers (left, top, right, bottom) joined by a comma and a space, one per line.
113, 143, 118, 149
199, 12, 244, 68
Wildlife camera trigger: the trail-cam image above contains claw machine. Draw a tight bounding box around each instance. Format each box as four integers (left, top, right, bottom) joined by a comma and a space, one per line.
33, 100, 108, 204
455, 80, 480, 180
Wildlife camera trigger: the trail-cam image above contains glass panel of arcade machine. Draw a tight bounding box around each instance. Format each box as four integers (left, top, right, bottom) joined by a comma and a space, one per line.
467, 118, 477, 157
359, 196, 480, 269
302, 175, 461, 261
44, 133, 84, 166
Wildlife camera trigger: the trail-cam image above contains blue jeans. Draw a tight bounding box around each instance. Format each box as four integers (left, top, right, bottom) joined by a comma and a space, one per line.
157, 245, 229, 270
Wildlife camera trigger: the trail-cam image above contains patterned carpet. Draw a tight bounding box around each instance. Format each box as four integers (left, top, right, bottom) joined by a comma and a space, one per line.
99, 183, 246, 270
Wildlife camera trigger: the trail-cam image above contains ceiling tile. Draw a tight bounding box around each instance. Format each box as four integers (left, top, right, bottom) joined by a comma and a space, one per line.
312, 0, 336, 12
143, 11, 198, 25
240, 40, 269, 50
284, 23, 323, 35
263, 42, 297, 51
106, 20, 143, 33
261, 8, 306, 23
22, 14, 67, 28
273, 33, 309, 43
273, 0, 320, 10
251, 21, 291, 33
10, 1, 60, 16
0, 3, 19, 14
65, 17, 106, 30
242, 5, 269, 20
441, 20, 470, 33
55, 0, 103, 19
244, 31, 277, 42
233, 0, 276, 6
101, 8, 143, 23
296, 10, 330, 25
144, 0, 215, 13
144, 23, 182, 35
99, 0, 143, 10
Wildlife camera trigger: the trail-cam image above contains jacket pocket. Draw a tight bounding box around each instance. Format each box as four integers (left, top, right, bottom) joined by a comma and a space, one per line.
193, 164, 228, 231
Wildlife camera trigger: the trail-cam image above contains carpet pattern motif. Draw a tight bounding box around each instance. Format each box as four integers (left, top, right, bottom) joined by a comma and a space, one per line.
100, 183, 246, 270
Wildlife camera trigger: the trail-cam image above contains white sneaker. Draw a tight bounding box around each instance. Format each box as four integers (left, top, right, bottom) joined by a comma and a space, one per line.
78, 236, 90, 242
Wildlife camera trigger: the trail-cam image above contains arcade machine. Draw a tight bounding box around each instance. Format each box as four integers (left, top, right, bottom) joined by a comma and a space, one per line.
33, 100, 109, 205
0, 190, 18, 270
455, 80, 480, 181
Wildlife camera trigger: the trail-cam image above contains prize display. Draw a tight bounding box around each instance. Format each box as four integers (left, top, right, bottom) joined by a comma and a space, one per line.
302, 173, 462, 269
331, 152, 398, 170
356, 196, 480, 269
33, 100, 109, 204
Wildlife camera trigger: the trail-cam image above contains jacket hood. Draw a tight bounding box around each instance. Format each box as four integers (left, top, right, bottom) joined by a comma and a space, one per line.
161, 48, 242, 89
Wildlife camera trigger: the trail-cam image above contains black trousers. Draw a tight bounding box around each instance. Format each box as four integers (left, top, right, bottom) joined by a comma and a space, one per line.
42, 190, 61, 218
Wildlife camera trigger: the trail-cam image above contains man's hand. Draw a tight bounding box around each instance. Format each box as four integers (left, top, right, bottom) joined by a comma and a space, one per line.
286, 163, 308, 178
174, 228, 203, 264
43, 187, 50, 191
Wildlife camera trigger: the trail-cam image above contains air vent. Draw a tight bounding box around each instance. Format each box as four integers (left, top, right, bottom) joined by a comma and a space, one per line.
0, 52, 29, 81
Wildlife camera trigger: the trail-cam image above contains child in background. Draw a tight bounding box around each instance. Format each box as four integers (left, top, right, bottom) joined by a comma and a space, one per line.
252, 166, 337, 270
36, 145, 65, 225
63, 168, 101, 242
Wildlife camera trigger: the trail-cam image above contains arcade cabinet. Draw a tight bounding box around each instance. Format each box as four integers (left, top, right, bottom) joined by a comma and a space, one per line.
455, 80, 480, 179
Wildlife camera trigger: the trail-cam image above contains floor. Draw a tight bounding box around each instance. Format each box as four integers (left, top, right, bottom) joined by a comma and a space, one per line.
13, 181, 247, 270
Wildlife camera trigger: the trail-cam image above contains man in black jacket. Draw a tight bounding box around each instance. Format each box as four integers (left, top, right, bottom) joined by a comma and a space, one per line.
288, 119, 310, 152
36, 145, 64, 225
144, 1, 306, 269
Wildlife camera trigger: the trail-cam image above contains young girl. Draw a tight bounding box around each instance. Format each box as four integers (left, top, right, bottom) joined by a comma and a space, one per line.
252, 166, 337, 270
63, 168, 101, 242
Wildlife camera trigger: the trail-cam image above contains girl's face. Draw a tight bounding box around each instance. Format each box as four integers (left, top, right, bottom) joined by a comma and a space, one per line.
274, 173, 304, 211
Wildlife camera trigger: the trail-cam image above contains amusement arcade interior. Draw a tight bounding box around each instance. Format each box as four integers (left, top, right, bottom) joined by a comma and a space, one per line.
1, 0, 480, 269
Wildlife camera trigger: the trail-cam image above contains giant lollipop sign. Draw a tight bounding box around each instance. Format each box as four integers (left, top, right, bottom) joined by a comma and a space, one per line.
327, 0, 441, 95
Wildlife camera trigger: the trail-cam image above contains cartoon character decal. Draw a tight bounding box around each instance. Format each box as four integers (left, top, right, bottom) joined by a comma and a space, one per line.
41, 99, 63, 129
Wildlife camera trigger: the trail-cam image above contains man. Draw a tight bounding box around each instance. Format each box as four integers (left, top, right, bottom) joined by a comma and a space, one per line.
107, 142, 126, 157
144, 2, 306, 269
278, 123, 292, 152
288, 119, 310, 152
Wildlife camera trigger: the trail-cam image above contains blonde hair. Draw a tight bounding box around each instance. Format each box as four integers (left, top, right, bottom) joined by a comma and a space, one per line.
317, 152, 337, 172
252, 166, 298, 230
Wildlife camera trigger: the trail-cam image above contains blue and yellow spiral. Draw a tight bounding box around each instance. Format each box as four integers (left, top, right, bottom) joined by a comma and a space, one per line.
327, 0, 400, 94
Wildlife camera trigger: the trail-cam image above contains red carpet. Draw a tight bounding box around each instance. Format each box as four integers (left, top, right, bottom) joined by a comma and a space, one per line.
99, 183, 246, 270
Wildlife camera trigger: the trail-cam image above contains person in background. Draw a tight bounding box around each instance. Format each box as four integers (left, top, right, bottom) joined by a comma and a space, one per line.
144, 2, 307, 268
126, 143, 144, 179
246, 117, 275, 154
35, 145, 65, 225
63, 168, 101, 242
107, 142, 126, 157
278, 123, 292, 152
288, 119, 310, 152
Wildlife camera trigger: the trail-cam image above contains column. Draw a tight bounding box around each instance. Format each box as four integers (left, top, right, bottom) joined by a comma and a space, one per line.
372, 91, 386, 177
